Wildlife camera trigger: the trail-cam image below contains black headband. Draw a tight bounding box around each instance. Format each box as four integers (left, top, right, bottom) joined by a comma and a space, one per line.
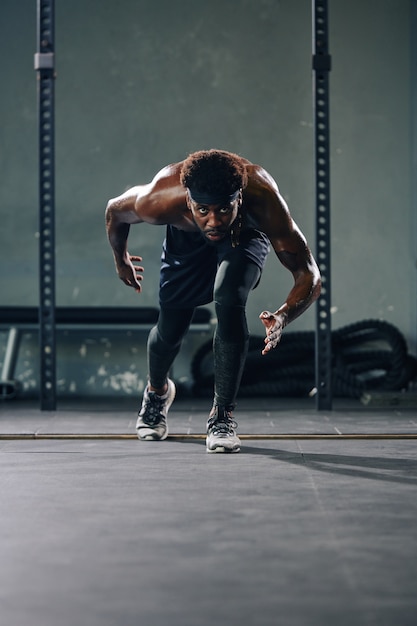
186, 187, 241, 205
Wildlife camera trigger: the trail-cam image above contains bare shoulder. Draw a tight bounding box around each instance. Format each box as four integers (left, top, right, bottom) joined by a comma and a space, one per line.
244, 164, 288, 221
106, 162, 186, 226
245, 163, 280, 194
243, 163, 310, 256
135, 162, 187, 224
148, 162, 182, 188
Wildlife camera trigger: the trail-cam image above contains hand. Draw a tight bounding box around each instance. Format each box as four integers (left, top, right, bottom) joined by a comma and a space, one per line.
117, 254, 144, 293
259, 310, 286, 355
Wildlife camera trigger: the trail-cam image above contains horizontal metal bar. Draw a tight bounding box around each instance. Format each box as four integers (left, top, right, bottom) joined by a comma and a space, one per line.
0, 324, 211, 333
1, 433, 417, 441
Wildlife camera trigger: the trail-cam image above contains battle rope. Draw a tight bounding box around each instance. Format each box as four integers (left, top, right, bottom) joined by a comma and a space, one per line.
191, 319, 417, 399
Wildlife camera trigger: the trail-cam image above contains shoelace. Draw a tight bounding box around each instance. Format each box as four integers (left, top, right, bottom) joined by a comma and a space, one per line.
142, 392, 165, 426
207, 408, 238, 436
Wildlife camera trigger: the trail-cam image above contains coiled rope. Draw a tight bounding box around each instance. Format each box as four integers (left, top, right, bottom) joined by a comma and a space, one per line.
191, 319, 417, 398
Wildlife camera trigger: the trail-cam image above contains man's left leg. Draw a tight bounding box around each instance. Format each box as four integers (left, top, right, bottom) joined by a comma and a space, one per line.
206, 253, 261, 453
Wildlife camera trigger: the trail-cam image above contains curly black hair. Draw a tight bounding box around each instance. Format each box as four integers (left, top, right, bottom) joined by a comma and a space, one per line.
180, 149, 248, 197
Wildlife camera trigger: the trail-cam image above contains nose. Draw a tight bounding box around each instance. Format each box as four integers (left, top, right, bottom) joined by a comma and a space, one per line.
206, 211, 222, 229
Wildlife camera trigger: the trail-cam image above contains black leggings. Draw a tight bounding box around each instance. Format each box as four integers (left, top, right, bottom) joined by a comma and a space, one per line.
148, 251, 261, 404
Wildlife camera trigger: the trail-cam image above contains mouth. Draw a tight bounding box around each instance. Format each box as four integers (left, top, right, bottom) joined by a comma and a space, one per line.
204, 230, 226, 242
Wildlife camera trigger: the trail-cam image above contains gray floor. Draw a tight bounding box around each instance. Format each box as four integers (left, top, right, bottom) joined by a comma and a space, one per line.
1, 397, 417, 626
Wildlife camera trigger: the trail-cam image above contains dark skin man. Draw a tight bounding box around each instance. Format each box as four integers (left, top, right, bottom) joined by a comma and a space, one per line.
106, 150, 321, 452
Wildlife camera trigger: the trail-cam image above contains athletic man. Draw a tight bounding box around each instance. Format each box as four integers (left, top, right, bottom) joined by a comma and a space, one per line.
105, 149, 321, 453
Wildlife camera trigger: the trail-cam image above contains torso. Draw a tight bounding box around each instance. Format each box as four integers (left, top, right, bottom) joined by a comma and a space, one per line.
133, 159, 284, 240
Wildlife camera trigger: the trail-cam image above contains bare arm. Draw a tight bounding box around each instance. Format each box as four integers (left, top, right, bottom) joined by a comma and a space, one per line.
105, 187, 145, 292
105, 164, 186, 292
249, 171, 321, 353
267, 223, 321, 324
260, 226, 321, 353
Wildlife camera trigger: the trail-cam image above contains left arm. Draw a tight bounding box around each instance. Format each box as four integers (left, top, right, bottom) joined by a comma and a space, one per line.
253, 185, 321, 354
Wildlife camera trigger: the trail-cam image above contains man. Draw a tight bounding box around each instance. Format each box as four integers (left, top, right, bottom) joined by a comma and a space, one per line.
105, 149, 321, 453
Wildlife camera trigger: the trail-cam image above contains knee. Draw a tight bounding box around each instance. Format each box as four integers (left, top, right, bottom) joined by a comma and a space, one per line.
148, 325, 181, 353
214, 283, 246, 308
214, 257, 261, 308
214, 301, 248, 342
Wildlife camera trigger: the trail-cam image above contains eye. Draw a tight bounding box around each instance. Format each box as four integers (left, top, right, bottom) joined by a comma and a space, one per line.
219, 206, 232, 214
197, 206, 209, 215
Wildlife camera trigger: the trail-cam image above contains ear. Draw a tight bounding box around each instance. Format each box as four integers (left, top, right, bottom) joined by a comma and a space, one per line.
185, 190, 193, 211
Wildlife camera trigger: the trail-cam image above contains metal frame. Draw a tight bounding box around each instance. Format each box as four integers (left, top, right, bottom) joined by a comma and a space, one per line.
30, 2, 335, 411
312, 0, 333, 410
34, 0, 56, 410
411, 0, 417, 358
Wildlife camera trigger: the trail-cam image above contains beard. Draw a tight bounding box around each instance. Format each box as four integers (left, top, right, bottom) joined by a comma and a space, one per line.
191, 217, 231, 245
202, 230, 229, 245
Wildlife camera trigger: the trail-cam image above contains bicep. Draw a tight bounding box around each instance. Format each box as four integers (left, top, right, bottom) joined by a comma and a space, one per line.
257, 195, 313, 272
106, 187, 144, 226
260, 197, 315, 274
271, 227, 314, 275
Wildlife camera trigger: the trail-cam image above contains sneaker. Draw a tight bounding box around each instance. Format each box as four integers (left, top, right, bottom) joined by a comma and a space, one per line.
136, 378, 176, 441
206, 405, 241, 453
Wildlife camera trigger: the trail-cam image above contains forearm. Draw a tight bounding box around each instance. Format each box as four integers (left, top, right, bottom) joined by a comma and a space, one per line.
105, 200, 131, 265
260, 270, 321, 355
107, 221, 131, 266
275, 251, 321, 327
274, 271, 321, 328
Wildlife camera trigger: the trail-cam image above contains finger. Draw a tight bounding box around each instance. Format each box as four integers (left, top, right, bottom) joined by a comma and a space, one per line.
266, 328, 278, 340
259, 310, 273, 320
260, 319, 274, 331
259, 311, 275, 330
261, 342, 272, 355
119, 275, 142, 290
264, 331, 282, 351
129, 255, 143, 262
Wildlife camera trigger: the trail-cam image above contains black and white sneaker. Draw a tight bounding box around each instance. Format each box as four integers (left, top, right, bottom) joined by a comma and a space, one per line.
136, 379, 176, 441
206, 405, 241, 453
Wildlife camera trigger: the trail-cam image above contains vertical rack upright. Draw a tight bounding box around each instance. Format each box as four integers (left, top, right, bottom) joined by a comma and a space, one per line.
312, 0, 332, 409
34, 0, 56, 410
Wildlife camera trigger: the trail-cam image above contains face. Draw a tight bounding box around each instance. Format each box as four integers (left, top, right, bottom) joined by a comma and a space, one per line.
187, 194, 242, 243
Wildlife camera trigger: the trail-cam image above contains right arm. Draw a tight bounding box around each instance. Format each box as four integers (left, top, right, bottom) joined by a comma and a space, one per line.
105, 163, 188, 292
105, 187, 145, 292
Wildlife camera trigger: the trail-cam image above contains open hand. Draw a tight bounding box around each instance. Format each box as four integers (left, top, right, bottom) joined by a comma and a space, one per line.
117, 254, 144, 293
259, 310, 286, 355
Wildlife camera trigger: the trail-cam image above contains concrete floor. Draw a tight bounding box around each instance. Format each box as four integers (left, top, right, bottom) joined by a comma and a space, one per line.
1, 397, 417, 626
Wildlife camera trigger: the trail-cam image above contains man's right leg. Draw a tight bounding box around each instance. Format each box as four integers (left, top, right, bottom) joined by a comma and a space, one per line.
136, 307, 195, 440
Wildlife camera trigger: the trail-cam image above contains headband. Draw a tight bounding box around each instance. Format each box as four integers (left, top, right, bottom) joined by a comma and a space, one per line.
186, 187, 241, 205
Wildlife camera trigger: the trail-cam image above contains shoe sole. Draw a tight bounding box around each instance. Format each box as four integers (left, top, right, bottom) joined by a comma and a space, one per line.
206, 445, 240, 453
137, 427, 169, 441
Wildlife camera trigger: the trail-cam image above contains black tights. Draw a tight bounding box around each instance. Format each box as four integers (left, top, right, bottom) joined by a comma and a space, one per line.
148, 252, 261, 406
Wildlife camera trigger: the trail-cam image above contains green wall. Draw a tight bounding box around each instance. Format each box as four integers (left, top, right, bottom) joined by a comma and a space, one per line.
0, 0, 415, 394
